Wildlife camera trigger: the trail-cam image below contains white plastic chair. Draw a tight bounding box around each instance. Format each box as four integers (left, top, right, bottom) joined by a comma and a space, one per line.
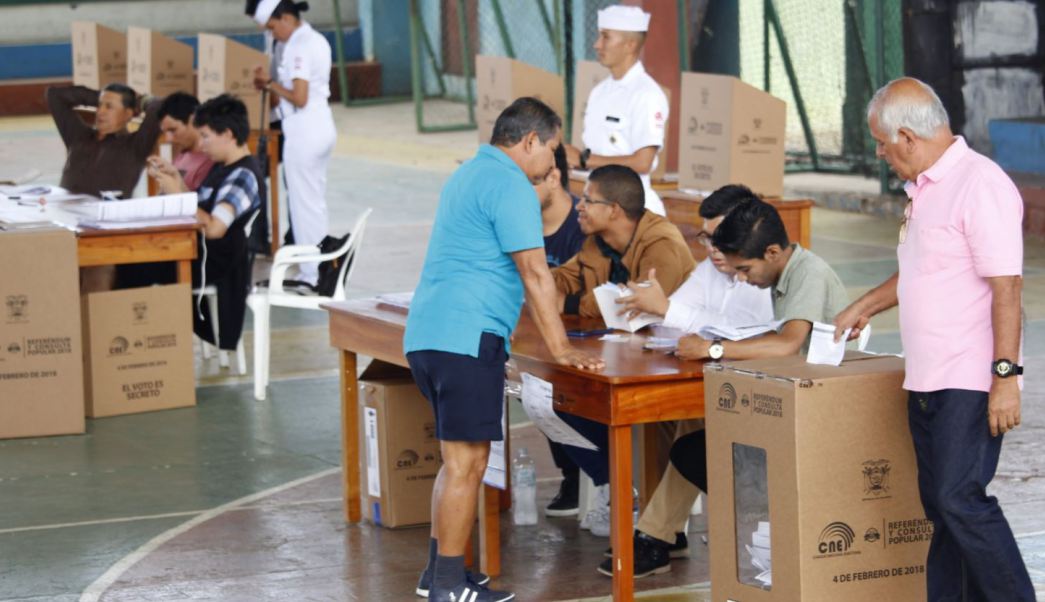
247, 207, 372, 400
193, 209, 261, 376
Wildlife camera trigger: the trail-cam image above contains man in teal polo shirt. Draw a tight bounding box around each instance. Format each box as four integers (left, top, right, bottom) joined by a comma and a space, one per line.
405, 97, 604, 602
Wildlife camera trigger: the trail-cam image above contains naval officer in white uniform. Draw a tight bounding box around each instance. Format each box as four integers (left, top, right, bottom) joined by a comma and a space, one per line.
253, 0, 334, 286
565, 5, 669, 216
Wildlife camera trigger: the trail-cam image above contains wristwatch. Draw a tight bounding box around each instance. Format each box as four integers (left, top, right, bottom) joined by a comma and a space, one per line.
579, 148, 591, 170
992, 359, 1023, 378
708, 339, 725, 361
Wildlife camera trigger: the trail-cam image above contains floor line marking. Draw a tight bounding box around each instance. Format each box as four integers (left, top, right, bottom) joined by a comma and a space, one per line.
78, 467, 340, 602
0, 511, 206, 535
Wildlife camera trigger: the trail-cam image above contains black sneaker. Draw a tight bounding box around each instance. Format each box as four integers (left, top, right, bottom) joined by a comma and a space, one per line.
604, 531, 689, 559
597, 531, 671, 578
416, 570, 491, 598
428, 581, 514, 602
544, 475, 579, 517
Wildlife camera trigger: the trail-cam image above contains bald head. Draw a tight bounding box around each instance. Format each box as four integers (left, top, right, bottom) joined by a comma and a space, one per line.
867, 77, 951, 142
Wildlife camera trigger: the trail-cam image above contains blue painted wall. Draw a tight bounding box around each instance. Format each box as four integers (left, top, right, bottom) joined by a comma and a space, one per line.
989, 119, 1045, 176
0, 28, 363, 81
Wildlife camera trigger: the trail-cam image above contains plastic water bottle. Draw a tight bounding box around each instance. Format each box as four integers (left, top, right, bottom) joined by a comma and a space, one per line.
511, 447, 538, 525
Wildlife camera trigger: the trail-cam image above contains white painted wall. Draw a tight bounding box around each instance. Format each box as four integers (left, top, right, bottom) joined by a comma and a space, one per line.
0, 0, 359, 44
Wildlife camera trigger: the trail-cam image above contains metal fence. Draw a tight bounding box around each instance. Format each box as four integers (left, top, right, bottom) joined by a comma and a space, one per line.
735, 0, 903, 178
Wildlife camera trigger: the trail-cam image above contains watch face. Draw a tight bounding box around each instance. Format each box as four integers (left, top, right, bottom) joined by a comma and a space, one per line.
996, 361, 1012, 376
709, 344, 724, 360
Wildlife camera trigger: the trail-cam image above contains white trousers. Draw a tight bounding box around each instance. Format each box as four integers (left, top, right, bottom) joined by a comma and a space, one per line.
283, 106, 335, 284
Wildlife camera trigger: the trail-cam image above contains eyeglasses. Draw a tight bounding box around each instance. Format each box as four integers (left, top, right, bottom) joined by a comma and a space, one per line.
578, 195, 616, 208
899, 200, 912, 244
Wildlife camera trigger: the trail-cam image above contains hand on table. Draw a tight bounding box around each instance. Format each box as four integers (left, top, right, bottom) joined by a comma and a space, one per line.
554, 346, 605, 372
675, 335, 711, 360
988, 378, 1021, 437
618, 268, 668, 319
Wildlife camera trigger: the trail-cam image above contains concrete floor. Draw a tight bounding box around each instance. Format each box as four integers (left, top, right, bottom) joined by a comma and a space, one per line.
0, 101, 1043, 601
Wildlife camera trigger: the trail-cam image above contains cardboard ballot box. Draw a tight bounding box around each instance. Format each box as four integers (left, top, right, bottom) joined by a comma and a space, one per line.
82, 284, 195, 418
358, 361, 442, 528
678, 73, 786, 197
72, 22, 128, 91
0, 227, 85, 439
127, 27, 195, 98
197, 34, 268, 130
475, 55, 564, 145
705, 353, 929, 602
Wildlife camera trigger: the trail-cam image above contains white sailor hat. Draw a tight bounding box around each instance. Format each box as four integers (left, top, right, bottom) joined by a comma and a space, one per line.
253, 0, 280, 24
597, 5, 651, 33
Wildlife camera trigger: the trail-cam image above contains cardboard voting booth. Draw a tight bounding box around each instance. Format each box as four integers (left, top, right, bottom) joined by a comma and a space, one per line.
358, 362, 443, 528
127, 27, 195, 98
197, 34, 268, 130
82, 284, 196, 418
72, 22, 128, 91
0, 228, 85, 439
705, 353, 929, 602
475, 55, 564, 145
678, 73, 786, 197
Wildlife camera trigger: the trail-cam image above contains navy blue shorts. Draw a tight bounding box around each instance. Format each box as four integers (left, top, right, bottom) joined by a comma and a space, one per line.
406, 332, 507, 442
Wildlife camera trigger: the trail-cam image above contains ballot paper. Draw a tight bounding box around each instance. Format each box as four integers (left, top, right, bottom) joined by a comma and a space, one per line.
519, 373, 598, 451
482, 409, 509, 489
806, 321, 871, 366
698, 321, 781, 341
593, 282, 661, 333
66, 192, 197, 222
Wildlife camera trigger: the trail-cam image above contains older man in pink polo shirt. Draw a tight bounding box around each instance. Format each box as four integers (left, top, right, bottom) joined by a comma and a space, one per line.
835, 77, 1033, 601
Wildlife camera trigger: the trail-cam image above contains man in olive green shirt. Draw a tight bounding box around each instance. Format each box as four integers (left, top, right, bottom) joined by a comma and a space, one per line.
677, 198, 848, 360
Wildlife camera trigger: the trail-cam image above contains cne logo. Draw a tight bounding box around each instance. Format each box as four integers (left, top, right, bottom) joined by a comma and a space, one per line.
863, 459, 891, 498
108, 336, 130, 356
817, 521, 856, 556
864, 527, 881, 543
717, 383, 738, 411
395, 450, 420, 469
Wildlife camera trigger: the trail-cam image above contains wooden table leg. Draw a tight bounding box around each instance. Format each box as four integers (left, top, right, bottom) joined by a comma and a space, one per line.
479, 484, 501, 577
176, 259, 192, 284
609, 424, 634, 601
340, 350, 361, 523
269, 136, 281, 256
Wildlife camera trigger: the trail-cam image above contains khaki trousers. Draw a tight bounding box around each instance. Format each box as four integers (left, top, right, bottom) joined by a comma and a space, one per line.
636, 418, 705, 543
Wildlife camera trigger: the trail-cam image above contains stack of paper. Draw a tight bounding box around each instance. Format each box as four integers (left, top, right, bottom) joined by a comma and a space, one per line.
593, 283, 661, 333
68, 192, 197, 224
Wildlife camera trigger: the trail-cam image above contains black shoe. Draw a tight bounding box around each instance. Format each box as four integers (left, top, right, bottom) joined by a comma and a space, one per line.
416, 569, 491, 598
544, 475, 579, 517
604, 531, 689, 559
428, 581, 514, 602
597, 531, 671, 578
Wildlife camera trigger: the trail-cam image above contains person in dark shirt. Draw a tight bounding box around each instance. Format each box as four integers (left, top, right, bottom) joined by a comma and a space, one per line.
141, 95, 265, 350
533, 142, 587, 518
46, 83, 162, 200
538, 143, 584, 268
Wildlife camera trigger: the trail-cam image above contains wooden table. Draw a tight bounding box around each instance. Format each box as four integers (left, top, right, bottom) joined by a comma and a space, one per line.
76, 222, 198, 283
325, 299, 706, 601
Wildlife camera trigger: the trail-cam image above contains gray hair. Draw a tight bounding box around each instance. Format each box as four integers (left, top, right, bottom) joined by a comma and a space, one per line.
867, 78, 950, 142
